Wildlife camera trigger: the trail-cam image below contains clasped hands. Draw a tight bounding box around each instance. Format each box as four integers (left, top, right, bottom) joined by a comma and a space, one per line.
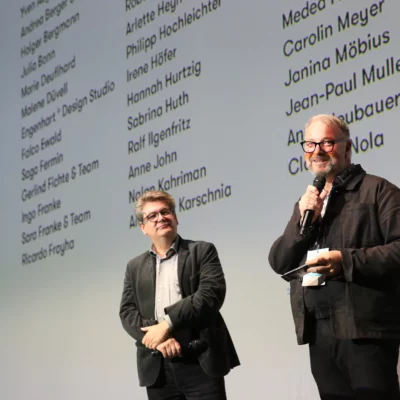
141, 320, 182, 358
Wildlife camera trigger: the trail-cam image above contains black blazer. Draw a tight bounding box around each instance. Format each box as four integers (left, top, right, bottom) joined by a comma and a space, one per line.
120, 236, 240, 387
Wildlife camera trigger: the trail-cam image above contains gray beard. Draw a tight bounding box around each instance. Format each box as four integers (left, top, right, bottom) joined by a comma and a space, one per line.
309, 159, 334, 177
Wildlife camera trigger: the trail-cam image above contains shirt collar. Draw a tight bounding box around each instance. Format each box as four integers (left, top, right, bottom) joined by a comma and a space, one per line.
149, 235, 179, 258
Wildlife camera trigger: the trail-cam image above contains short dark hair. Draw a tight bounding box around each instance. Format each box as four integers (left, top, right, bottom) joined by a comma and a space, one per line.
135, 191, 176, 223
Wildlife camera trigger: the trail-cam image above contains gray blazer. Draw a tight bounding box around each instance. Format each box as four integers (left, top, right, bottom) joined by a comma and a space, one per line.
120, 236, 240, 387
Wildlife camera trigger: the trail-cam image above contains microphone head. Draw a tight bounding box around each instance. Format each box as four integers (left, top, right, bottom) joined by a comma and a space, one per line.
313, 174, 326, 193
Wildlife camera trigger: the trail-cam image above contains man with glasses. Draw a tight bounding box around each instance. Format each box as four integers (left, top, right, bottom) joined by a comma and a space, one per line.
120, 190, 239, 400
269, 114, 400, 399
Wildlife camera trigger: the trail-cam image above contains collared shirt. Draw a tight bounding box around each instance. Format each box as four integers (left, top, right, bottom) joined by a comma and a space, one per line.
321, 190, 330, 217
149, 236, 181, 328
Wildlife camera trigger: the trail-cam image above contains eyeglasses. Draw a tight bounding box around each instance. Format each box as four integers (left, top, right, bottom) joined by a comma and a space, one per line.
300, 139, 347, 153
143, 208, 172, 223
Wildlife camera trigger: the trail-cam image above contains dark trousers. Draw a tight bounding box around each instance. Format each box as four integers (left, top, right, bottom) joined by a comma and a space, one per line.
309, 317, 400, 400
146, 357, 226, 400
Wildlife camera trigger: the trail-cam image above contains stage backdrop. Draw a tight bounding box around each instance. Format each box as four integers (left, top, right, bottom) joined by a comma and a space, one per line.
1, 1, 399, 399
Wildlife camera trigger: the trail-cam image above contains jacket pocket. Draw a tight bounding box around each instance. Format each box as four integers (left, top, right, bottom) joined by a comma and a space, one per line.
341, 203, 382, 248
351, 283, 400, 324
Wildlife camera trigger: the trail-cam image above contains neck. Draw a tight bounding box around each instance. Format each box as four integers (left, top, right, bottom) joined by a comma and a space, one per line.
324, 176, 334, 191
152, 235, 176, 257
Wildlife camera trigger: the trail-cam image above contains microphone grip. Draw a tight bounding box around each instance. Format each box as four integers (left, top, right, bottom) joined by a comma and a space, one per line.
300, 209, 315, 235
300, 175, 326, 235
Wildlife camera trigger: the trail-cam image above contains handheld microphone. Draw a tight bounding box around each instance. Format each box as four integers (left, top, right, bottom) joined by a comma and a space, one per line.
300, 175, 326, 235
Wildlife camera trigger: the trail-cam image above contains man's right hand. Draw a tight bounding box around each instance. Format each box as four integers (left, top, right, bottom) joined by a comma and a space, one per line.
298, 185, 329, 222
156, 338, 182, 358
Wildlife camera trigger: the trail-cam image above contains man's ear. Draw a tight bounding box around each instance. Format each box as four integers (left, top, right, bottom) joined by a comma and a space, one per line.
346, 139, 352, 152
140, 223, 147, 235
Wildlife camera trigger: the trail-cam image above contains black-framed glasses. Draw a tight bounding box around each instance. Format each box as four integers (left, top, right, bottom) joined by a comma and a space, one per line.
300, 139, 347, 153
144, 208, 172, 223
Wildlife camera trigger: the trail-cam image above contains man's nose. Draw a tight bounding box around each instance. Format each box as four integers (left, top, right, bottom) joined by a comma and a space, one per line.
313, 143, 326, 155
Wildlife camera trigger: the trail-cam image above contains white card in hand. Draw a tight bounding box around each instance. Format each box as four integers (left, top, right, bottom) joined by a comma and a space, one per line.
303, 248, 329, 286
302, 272, 326, 287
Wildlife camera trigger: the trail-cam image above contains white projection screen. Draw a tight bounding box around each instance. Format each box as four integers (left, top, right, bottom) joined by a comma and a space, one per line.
1, 1, 400, 399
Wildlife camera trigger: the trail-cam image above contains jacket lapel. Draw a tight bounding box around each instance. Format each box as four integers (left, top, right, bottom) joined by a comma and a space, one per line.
177, 237, 189, 295
143, 254, 156, 316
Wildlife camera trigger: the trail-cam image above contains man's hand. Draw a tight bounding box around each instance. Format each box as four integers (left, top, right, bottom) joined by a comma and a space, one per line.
141, 320, 170, 350
299, 185, 329, 222
306, 250, 343, 277
156, 338, 182, 358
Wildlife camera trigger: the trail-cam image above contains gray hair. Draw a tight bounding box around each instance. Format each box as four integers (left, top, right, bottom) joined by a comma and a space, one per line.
305, 114, 350, 139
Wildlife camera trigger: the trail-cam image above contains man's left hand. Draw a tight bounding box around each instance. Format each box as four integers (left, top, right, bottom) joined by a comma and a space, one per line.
141, 320, 170, 350
156, 338, 182, 358
306, 250, 343, 277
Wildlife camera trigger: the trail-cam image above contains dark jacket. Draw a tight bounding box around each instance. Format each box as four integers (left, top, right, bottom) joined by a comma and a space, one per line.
269, 164, 400, 344
120, 236, 240, 386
